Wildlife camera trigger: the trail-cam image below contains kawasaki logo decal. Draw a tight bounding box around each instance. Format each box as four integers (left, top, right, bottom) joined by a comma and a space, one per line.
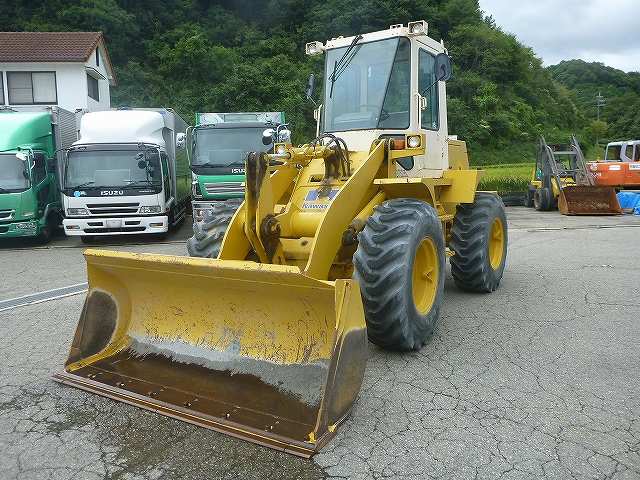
301, 189, 338, 210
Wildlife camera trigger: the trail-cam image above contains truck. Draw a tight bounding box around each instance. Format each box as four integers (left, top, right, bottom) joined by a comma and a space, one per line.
587, 140, 640, 188
54, 21, 508, 457
62, 108, 190, 242
187, 112, 291, 257
0, 106, 77, 243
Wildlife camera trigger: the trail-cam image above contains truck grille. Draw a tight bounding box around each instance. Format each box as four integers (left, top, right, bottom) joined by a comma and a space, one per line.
86, 202, 140, 215
203, 182, 244, 196
0, 209, 15, 220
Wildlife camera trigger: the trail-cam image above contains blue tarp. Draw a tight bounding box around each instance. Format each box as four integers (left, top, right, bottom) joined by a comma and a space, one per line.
617, 191, 640, 214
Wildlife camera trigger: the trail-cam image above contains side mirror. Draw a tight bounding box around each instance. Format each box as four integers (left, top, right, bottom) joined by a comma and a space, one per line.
176, 132, 186, 149
277, 127, 291, 143
435, 53, 451, 82
33, 152, 46, 168
306, 74, 315, 100
148, 152, 160, 167
262, 128, 274, 145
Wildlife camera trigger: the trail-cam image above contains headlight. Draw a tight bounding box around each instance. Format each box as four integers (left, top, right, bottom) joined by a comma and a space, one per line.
305, 41, 325, 56
407, 135, 422, 148
68, 208, 89, 216
276, 144, 286, 155
140, 205, 162, 214
589, 164, 598, 171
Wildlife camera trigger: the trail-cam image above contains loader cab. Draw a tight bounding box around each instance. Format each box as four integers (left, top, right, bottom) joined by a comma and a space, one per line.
308, 21, 451, 177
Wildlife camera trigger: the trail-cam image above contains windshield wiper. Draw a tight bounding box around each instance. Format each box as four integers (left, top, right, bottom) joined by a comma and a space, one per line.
0, 187, 10, 193
126, 180, 158, 187
330, 34, 362, 98
193, 162, 218, 167
224, 161, 245, 168
69, 181, 94, 189
68, 184, 110, 190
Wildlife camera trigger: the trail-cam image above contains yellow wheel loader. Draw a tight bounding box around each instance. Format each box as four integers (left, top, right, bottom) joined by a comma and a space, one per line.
524, 134, 621, 214
53, 21, 508, 457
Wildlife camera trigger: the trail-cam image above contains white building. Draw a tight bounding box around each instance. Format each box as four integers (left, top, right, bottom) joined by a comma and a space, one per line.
0, 31, 116, 111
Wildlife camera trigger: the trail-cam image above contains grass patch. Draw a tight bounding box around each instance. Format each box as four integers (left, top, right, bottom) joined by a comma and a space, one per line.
477, 162, 535, 195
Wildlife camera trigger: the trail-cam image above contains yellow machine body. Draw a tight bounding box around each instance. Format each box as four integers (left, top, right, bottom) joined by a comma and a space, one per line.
54, 22, 500, 456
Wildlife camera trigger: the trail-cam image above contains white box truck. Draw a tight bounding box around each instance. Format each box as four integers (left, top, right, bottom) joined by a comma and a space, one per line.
62, 108, 190, 242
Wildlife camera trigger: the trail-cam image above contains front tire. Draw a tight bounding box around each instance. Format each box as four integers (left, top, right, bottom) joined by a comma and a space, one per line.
37, 216, 52, 245
450, 192, 507, 292
353, 198, 445, 351
186, 199, 242, 258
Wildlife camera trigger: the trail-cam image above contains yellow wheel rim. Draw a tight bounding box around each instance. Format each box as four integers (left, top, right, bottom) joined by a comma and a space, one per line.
488, 217, 505, 270
412, 237, 438, 315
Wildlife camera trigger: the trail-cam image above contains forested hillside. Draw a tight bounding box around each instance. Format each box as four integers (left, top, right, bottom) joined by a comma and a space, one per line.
2, 0, 638, 163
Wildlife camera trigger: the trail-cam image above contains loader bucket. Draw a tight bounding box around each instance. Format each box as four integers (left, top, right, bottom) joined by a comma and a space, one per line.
53, 249, 367, 457
557, 186, 622, 215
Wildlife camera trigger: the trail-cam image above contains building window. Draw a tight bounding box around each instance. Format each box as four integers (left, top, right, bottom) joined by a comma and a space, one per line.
0, 72, 4, 104
7, 71, 57, 104
87, 73, 99, 101
96, 50, 100, 67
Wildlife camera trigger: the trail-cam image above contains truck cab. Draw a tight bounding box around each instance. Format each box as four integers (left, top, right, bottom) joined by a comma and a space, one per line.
189, 112, 290, 222
588, 140, 640, 188
0, 108, 75, 243
62, 109, 190, 241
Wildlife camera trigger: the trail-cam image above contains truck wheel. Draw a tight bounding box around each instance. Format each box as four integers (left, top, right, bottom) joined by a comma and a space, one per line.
37, 217, 52, 245
534, 187, 553, 211
524, 188, 534, 208
186, 199, 242, 258
533, 188, 544, 210
450, 192, 507, 292
353, 198, 445, 351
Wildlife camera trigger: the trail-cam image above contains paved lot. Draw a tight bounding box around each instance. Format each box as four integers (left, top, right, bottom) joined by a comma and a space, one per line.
1, 208, 639, 479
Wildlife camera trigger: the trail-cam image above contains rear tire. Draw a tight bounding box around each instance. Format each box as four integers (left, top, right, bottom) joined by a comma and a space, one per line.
186, 199, 242, 258
450, 192, 507, 293
353, 198, 445, 351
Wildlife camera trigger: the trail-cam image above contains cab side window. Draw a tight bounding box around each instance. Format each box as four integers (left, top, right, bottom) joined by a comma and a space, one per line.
418, 50, 439, 130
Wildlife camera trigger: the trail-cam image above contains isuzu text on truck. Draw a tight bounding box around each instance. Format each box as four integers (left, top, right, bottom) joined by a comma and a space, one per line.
0, 106, 76, 243
62, 108, 190, 242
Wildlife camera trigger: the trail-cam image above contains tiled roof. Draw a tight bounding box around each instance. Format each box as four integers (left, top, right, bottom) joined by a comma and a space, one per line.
0, 31, 103, 62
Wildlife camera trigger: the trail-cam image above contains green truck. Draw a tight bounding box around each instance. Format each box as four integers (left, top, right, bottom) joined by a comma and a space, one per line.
0, 106, 77, 243
186, 112, 290, 257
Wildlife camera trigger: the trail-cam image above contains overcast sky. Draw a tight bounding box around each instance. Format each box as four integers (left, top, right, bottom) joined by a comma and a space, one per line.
477, 0, 640, 73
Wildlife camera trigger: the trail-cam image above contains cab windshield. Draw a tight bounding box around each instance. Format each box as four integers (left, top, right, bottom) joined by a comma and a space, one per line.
64, 148, 163, 189
0, 153, 30, 192
191, 125, 272, 168
323, 37, 410, 132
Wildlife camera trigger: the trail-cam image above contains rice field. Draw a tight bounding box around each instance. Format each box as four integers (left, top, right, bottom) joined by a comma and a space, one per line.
477, 162, 535, 194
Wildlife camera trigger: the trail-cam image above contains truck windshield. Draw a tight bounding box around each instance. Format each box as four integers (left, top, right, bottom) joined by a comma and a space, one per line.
323, 37, 410, 132
191, 126, 273, 167
64, 148, 163, 189
0, 153, 30, 192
